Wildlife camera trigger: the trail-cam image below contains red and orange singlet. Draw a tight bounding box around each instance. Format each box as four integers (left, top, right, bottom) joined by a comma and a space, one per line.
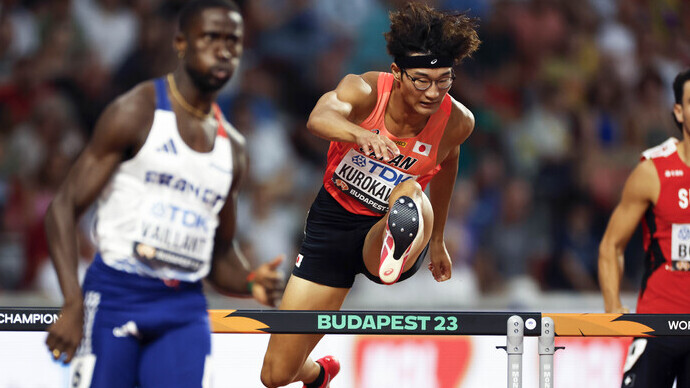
323, 73, 451, 216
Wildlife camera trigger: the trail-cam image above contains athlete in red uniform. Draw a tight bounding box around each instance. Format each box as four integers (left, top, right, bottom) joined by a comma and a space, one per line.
599, 69, 690, 388
260, 4, 480, 388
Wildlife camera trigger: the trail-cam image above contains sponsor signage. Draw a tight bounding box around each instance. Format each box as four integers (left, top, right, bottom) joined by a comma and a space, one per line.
544, 313, 690, 336
6, 309, 690, 337
211, 310, 542, 336
0, 308, 61, 331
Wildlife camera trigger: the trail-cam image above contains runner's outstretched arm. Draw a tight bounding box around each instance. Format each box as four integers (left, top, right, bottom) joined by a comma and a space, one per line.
598, 160, 657, 313
307, 73, 400, 161
427, 105, 474, 281
45, 84, 154, 363
207, 131, 284, 306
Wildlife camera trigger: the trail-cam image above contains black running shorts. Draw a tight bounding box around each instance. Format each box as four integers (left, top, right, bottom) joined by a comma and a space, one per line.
622, 336, 690, 387
292, 186, 426, 288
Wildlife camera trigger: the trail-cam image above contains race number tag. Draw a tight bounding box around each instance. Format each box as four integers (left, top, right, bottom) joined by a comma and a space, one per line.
671, 223, 690, 261
133, 197, 212, 271
331, 149, 417, 214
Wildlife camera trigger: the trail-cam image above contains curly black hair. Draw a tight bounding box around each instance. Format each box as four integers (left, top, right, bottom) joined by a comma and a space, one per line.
385, 3, 480, 66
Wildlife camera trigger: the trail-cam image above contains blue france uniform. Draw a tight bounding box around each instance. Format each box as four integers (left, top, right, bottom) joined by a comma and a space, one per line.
70, 78, 233, 388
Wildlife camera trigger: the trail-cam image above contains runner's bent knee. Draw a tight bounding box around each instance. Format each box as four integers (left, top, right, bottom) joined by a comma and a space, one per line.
389, 179, 422, 200
260, 356, 298, 388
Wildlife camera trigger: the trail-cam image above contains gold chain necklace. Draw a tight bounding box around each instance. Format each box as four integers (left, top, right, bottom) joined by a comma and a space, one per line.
167, 74, 213, 119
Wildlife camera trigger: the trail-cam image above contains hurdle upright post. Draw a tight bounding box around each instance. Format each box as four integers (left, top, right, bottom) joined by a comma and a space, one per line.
505, 315, 524, 388
539, 317, 555, 388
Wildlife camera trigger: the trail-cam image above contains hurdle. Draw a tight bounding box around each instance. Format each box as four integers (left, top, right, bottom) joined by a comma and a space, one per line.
3, 308, 690, 387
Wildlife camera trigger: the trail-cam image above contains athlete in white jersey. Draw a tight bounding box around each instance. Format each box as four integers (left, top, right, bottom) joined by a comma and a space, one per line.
44, 2, 283, 387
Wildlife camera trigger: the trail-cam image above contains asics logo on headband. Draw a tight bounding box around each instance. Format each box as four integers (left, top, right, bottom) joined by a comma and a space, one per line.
394, 54, 453, 69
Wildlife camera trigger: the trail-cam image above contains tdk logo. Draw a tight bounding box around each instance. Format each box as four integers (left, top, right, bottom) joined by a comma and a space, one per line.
665, 169, 684, 177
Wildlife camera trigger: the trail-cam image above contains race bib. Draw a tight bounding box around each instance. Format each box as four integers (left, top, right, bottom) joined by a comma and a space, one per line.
671, 223, 690, 261
331, 149, 417, 214
133, 197, 213, 271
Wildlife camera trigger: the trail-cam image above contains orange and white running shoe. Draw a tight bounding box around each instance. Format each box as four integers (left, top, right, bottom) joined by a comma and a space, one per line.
379, 196, 421, 285
303, 356, 340, 388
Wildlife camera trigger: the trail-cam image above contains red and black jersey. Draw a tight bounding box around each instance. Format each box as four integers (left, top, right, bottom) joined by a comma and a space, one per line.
637, 137, 690, 313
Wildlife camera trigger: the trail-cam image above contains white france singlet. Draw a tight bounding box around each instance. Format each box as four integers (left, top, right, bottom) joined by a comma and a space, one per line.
92, 77, 233, 282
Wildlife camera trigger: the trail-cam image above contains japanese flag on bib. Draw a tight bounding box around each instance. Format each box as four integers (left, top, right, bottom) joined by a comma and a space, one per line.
413, 141, 431, 156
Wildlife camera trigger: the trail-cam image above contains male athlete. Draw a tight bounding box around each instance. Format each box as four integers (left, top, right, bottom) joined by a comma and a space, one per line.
599, 69, 690, 387
260, 4, 480, 388
44, 1, 283, 386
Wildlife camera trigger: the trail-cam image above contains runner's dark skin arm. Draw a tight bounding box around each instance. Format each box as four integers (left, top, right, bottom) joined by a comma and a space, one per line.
44, 82, 155, 363
207, 131, 249, 292
427, 102, 474, 281
207, 129, 283, 306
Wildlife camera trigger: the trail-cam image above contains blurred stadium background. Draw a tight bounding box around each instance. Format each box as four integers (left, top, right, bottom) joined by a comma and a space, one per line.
4, 0, 690, 387
1, 0, 689, 313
